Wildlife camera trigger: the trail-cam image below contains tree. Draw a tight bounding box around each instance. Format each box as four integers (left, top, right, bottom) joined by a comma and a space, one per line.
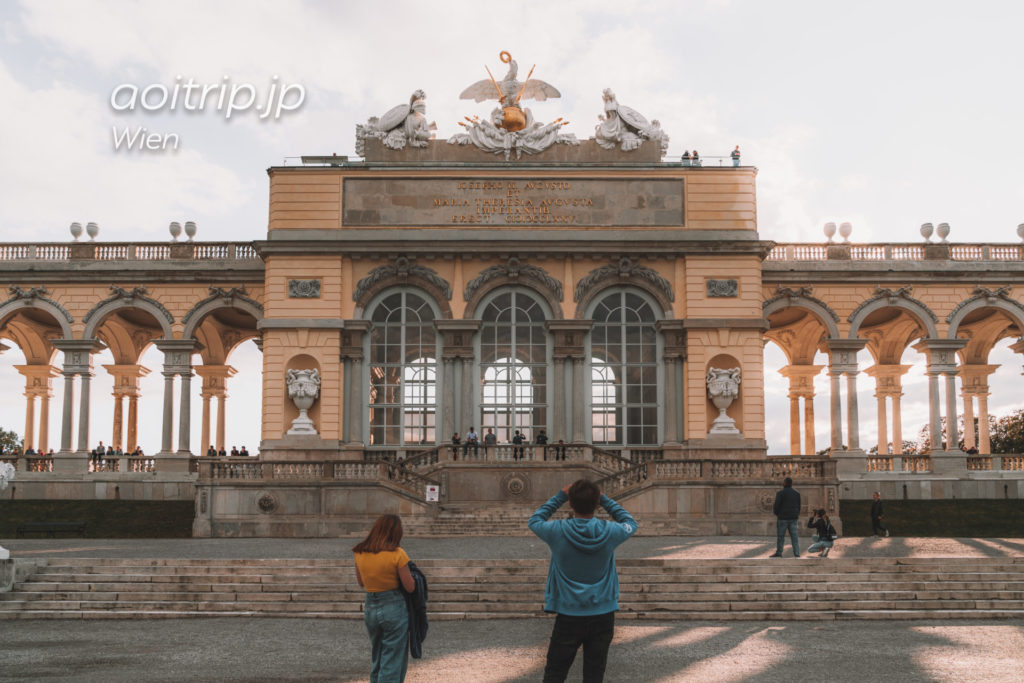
990, 409, 1024, 454
0, 428, 21, 452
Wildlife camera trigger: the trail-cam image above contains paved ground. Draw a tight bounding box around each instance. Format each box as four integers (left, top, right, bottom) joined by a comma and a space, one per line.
2, 537, 1023, 681
2, 617, 1024, 682
3, 535, 1024, 560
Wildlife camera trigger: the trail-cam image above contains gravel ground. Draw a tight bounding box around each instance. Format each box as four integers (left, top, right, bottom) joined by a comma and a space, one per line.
2, 617, 1023, 682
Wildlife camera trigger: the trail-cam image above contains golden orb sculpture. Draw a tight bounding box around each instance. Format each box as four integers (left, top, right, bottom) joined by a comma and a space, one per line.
500, 106, 527, 132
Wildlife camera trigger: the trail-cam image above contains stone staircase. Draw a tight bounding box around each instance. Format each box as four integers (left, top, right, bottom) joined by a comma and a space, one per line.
405, 504, 571, 536
2, 557, 1024, 620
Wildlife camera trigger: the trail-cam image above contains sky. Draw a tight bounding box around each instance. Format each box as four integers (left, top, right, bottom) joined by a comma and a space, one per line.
0, 0, 1022, 454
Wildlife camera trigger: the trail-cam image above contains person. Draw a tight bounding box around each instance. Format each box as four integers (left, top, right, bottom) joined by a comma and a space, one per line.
25, 445, 36, 455
554, 439, 567, 461
464, 427, 479, 457
240, 446, 250, 457
536, 429, 549, 459
206, 445, 217, 457
691, 149, 701, 166
512, 429, 525, 461
681, 150, 691, 166
450, 432, 461, 461
106, 445, 114, 456
528, 480, 639, 683
770, 477, 801, 557
871, 491, 890, 537
352, 514, 416, 683
966, 445, 979, 454
483, 428, 496, 454
218, 446, 227, 457
731, 145, 741, 166
230, 446, 240, 456
806, 508, 836, 558
134, 446, 144, 457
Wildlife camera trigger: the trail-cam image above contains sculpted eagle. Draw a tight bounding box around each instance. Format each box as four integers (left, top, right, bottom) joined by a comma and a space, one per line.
459, 51, 561, 107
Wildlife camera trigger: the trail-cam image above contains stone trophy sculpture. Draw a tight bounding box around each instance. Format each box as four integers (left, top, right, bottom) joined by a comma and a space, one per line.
706, 367, 742, 435
449, 51, 578, 160
286, 368, 321, 435
355, 89, 436, 156
0, 462, 13, 559
594, 88, 670, 156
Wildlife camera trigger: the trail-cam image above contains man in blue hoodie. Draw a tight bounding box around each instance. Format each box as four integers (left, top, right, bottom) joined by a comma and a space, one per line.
528, 479, 638, 683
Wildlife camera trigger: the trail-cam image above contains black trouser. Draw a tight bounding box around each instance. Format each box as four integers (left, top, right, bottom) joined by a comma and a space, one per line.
872, 516, 888, 535
543, 611, 615, 683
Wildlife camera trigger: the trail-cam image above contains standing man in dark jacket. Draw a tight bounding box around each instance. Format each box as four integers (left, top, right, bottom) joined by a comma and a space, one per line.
770, 477, 801, 557
871, 491, 890, 537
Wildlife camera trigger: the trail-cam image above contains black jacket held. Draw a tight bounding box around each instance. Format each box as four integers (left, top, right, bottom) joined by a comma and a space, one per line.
773, 487, 801, 520
404, 561, 428, 659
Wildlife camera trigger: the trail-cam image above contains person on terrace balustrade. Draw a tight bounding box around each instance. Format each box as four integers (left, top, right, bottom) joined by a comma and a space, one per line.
206, 445, 217, 457
512, 430, 525, 460
464, 427, 479, 457
240, 446, 250, 457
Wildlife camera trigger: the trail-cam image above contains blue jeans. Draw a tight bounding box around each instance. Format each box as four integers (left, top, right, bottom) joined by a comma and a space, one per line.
364, 589, 409, 683
776, 518, 800, 556
807, 537, 834, 554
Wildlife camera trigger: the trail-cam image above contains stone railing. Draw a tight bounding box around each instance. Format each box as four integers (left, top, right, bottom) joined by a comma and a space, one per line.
867, 453, 1024, 474
88, 457, 157, 473
0, 242, 260, 262
590, 446, 643, 473
966, 455, 1024, 472
595, 457, 837, 498
766, 242, 1024, 262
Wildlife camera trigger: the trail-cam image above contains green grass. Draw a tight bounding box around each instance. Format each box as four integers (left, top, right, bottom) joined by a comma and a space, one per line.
840, 499, 1024, 537
0, 500, 194, 538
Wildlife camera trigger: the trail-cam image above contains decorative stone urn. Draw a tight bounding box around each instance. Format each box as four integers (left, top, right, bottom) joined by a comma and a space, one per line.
286, 368, 321, 435
0, 462, 14, 559
706, 367, 742, 435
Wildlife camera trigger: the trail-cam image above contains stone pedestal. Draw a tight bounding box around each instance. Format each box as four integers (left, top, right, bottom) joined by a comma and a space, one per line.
931, 451, 968, 477
50, 453, 89, 475
833, 449, 867, 477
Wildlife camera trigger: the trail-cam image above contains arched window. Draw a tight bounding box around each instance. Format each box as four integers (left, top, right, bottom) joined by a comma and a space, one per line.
368, 291, 437, 446
590, 291, 657, 444
480, 291, 547, 443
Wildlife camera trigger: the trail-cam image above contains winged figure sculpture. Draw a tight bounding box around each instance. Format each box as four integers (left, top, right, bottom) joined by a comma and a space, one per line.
460, 52, 561, 106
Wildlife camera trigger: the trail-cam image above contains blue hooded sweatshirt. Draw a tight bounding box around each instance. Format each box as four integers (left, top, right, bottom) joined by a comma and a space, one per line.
528, 491, 638, 616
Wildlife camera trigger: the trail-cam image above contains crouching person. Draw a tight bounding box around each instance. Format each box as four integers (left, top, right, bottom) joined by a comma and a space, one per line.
806, 508, 837, 558
528, 480, 639, 683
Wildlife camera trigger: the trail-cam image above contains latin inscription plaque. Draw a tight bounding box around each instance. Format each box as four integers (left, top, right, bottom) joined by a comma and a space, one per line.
342, 178, 684, 227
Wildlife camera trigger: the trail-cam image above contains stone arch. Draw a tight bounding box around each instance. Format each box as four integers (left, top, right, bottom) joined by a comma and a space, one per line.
945, 287, 1024, 339
82, 286, 174, 339
0, 288, 73, 339
363, 285, 448, 323
574, 258, 674, 320
463, 258, 564, 320
472, 283, 557, 322
847, 287, 938, 339
762, 289, 841, 340
353, 259, 452, 319
181, 287, 264, 339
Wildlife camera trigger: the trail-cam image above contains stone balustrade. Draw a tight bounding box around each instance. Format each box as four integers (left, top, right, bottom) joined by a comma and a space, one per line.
0, 242, 260, 262
766, 242, 1024, 262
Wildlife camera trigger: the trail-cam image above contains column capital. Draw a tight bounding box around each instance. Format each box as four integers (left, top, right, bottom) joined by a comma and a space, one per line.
434, 319, 481, 360
194, 364, 236, 398
340, 319, 373, 360
779, 364, 824, 398
103, 363, 151, 397
547, 319, 593, 360
14, 364, 60, 397
154, 339, 197, 375
655, 319, 686, 360
824, 338, 866, 373
959, 363, 1000, 396
913, 337, 967, 374
52, 338, 105, 374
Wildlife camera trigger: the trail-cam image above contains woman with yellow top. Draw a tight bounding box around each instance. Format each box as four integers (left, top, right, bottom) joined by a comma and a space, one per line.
353, 514, 416, 683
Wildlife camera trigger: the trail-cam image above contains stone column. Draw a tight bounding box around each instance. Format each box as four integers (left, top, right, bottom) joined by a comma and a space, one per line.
215, 394, 227, 451
340, 321, 373, 447
38, 393, 51, 453
927, 372, 942, 451
875, 394, 888, 455
200, 393, 212, 452
845, 372, 860, 451
978, 393, 992, 454
23, 394, 35, 452
959, 363, 998, 454
572, 357, 586, 443
435, 319, 482, 445
111, 394, 124, 451
178, 370, 193, 454
803, 397, 815, 456
160, 372, 175, 453
829, 372, 842, 451
892, 395, 903, 454
788, 396, 801, 454
127, 396, 138, 453
59, 372, 75, 453
76, 371, 92, 453
944, 373, 960, 451
655, 320, 685, 447
551, 358, 566, 441
961, 393, 976, 451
